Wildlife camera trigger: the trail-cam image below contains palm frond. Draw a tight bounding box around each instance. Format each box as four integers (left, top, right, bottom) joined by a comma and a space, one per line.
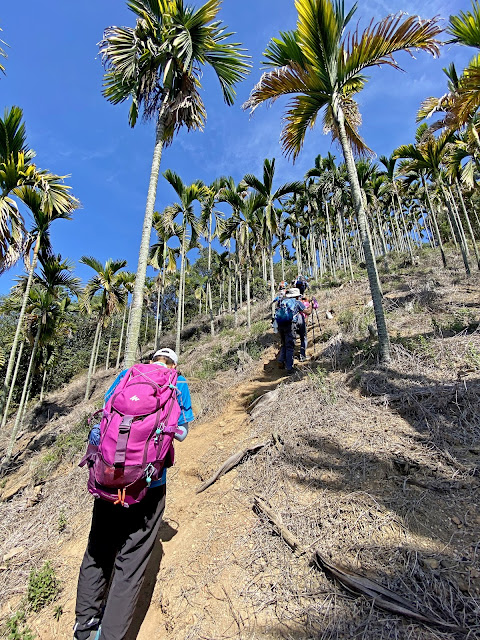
448, 1, 480, 47
340, 13, 442, 85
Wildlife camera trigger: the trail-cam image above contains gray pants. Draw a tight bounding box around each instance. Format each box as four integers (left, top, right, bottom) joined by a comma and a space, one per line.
75, 485, 166, 640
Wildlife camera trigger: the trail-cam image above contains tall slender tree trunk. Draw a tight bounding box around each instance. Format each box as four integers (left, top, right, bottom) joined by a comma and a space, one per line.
0, 340, 25, 430
39, 367, 48, 404
116, 304, 128, 370
234, 270, 238, 327
6, 323, 41, 461
144, 312, 149, 344
124, 102, 168, 368
448, 184, 470, 257
325, 203, 335, 277
0, 233, 41, 423
93, 326, 103, 375
158, 246, 168, 339
106, 321, 114, 370
296, 228, 303, 276
456, 178, 480, 269
333, 98, 390, 362
441, 183, 470, 275
246, 264, 251, 328
19, 369, 35, 434
154, 277, 161, 350
85, 318, 103, 400
176, 228, 187, 355
207, 212, 215, 336
269, 250, 276, 317
422, 176, 447, 268
394, 186, 414, 261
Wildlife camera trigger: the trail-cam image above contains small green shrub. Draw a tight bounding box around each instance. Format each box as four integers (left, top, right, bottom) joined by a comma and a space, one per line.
220, 315, 234, 330
466, 344, 480, 369
58, 510, 67, 533
307, 368, 337, 403
27, 562, 59, 612
245, 341, 263, 360
4, 610, 35, 640
337, 309, 355, 332
432, 308, 478, 336
53, 605, 63, 622
250, 320, 270, 337
394, 334, 435, 359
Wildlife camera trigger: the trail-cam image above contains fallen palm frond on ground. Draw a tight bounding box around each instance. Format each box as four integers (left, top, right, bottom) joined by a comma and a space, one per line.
253, 496, 467, 634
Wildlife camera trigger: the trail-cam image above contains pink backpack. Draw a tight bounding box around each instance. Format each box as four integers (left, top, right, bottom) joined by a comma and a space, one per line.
80, 364, 181, 507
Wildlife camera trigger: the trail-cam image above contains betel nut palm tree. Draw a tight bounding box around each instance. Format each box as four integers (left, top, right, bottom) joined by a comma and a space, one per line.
0, 107, 79, 423
162, 169, 207, 354
243, 158, 303, 306
244, 0, 442, 363
80, 257, 129, 400
100, 0, 250, 368
3, 256, 79, 463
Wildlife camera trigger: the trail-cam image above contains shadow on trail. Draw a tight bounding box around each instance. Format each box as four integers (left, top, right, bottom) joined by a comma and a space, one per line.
125, 520, 178, 640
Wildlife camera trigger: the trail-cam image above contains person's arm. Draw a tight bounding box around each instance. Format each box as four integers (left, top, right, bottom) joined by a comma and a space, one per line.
175, 375, 194, 441
104, 369, 128, 404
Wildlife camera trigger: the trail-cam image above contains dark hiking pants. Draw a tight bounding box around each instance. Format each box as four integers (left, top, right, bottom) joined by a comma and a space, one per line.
278, 321, 295, 370
296, 316, 307, 358
75, 485, 166, 640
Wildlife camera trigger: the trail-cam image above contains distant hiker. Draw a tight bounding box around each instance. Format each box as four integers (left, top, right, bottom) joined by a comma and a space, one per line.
74, 348, 193, 640
297, 294, 312, 361
274, 287, 305, 374
278, 279, 288, 291
295, 275, 308, 295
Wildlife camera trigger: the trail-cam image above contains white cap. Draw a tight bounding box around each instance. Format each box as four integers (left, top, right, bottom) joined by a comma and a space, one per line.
153, 348, 178, 365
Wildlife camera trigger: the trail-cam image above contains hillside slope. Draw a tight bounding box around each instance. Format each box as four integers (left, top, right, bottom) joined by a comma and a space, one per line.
1, 251, 479, 640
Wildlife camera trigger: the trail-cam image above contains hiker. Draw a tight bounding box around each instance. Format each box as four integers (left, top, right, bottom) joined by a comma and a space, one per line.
73, 348, 193, 640
296, 294, 312, 361
274, 287, 306, 374
295, 275, 308, 295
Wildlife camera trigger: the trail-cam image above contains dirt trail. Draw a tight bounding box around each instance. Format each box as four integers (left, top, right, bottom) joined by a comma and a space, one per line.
34, 344, 293, 639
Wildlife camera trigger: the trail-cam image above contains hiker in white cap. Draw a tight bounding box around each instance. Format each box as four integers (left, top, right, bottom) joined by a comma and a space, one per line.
74, 347, 193, 640
274, 287, 306, 374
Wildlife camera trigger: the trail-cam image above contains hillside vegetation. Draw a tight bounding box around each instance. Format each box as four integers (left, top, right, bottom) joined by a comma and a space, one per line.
0, 248, 479, 640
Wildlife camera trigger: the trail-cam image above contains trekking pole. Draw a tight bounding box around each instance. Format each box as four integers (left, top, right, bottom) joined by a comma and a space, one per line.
311, 316, 316, 354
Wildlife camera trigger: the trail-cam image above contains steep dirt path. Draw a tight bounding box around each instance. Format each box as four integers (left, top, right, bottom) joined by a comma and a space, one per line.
34, 343, 296, 639
130, 346, 286, 639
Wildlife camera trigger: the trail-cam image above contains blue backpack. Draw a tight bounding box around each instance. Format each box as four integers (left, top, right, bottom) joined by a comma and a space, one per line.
275, 298, 294, 323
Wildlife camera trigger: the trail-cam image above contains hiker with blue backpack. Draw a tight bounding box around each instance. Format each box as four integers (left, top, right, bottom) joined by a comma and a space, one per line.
73, 347, 193, 640
274, 287, 306, 374
295, 275, 308, 295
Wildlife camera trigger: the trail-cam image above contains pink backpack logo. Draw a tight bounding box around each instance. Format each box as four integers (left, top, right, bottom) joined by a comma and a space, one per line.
80, 364, 181, 507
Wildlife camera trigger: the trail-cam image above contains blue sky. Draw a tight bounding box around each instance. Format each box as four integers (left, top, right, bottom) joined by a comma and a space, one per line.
0, 0, 473, 294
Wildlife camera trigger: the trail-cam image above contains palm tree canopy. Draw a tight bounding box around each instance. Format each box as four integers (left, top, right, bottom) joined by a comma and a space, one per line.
100, 0, 251, 139
0, 107, 80, 274
80, 256, 129, 319
448, 1, 480, 47
244, 0, 442, 160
